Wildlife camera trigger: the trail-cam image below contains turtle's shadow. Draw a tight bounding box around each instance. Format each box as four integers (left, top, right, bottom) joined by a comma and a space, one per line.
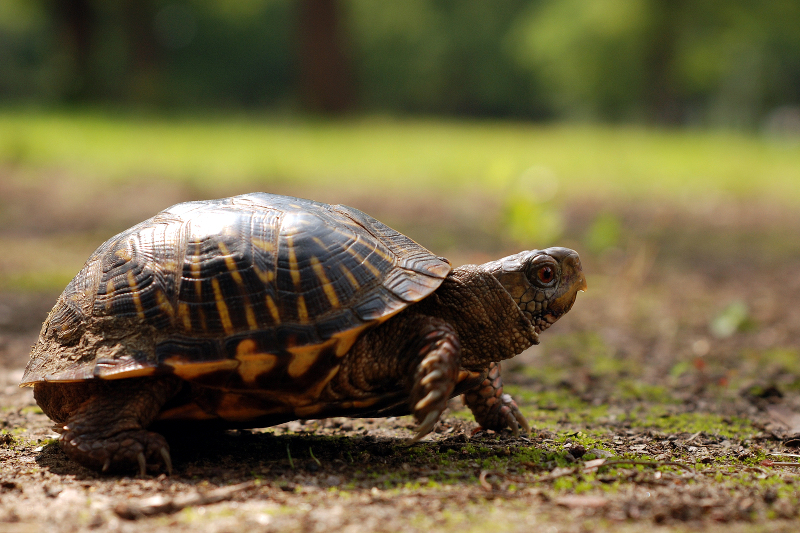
34, 428, 382, 481
36, 428, 571, 485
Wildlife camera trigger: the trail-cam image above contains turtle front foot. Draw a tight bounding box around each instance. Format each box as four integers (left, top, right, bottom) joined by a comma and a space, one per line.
61, 427, 173, 476
408, 325, 461, 442
464, 362, 530, 437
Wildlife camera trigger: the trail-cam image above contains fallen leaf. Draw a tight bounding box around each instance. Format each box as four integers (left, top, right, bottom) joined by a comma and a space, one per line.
766, 405, 800, 436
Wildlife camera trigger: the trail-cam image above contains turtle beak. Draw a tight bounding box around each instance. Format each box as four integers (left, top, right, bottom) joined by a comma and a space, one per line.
577, 272, 588, 292
563, 252, 587, 294
543, 247, 586, 293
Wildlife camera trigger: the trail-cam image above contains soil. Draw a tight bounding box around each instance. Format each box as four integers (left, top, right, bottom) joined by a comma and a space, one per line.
2, 174, 800, 532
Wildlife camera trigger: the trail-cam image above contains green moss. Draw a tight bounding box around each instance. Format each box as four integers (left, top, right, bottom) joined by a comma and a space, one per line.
628, 409, 755, 438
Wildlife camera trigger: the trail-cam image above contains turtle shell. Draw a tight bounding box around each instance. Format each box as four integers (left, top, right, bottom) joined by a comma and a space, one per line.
21, 193, 451, 411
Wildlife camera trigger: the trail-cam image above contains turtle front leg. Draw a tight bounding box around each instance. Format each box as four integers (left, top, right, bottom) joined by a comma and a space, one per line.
408, 322, 461, 441
464, 362, 530, 437
36, 376, 181, 475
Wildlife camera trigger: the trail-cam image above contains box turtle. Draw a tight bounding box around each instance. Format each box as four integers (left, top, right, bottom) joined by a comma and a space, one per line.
21, 192, 585, 475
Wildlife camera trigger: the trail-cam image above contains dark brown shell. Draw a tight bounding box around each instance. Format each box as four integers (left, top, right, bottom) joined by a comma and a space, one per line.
21, 193, 450, 398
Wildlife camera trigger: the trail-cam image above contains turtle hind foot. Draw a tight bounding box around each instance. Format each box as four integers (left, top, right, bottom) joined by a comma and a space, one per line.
408, 324, 461, 442
61, 427, 173, 476
42, 376, 181, 475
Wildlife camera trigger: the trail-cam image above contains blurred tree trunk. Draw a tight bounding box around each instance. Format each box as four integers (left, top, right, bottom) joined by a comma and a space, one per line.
122, 0, 161, 104
644, 0, 683, 124
296, 0, 355, 113
53, 0, 96, 101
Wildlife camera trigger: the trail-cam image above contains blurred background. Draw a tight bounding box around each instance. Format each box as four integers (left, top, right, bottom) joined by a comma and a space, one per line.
1, 0, 799, 413
3, 0, 800, 125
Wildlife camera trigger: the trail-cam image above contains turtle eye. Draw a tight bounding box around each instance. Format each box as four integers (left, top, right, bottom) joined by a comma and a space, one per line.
536, 265, 555, 285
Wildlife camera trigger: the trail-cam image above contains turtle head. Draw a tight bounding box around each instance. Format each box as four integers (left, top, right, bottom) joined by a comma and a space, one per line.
484, 247, 586, 334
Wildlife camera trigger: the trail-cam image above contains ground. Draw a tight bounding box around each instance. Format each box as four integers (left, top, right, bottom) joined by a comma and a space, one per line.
2, 168, 800, 533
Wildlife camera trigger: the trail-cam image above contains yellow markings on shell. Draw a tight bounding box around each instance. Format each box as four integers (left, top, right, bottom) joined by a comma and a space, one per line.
243, 301, 258, 330
253, 265, 275, 284
310, 256, 339, 308
193, 278, 203, 302
345, 243, 381, 277
361, 256, 382, 277
265, 294, 280, 323
178, 302, 192, 331
235, 338, 257, 356
115, 247, 132, 261
162, 357, 238, 380
251, 237, 275, 253
126, 271, 145, 318
189, 252, 203, 304
296, 295, 309, 323
340, 264, 360, 290
190, 250, 202, 278
371, 245, 395, 264
105, 280, 115, 310
217, 242, 244, 286
98, 367, 156, 380
235, 339, 278, 385
216, 240, 258, 329
333, 324, 368, 356
287, 340, 332, 377
155, 290, 175, 323
287, 236, 302, 287
211, 278, 234, 334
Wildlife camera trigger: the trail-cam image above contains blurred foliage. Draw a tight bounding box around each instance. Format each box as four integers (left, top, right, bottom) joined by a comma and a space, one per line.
710, 301, 755, 339
584, 213, 622, 255
501, 164, 563, 245
1, 111, 800, 203
502, 198, 563, 247
1, 0, 799, 126
512, 0, 800, 125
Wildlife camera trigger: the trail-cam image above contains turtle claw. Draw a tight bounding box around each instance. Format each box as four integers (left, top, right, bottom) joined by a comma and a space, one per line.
409, 326, 460, 441
511, 401, 531, 435
414, 390, 444, 412
160, 447, 173, 476
137, 452, 147, 477
415, 411, 441, 442
60, 427, 172, 475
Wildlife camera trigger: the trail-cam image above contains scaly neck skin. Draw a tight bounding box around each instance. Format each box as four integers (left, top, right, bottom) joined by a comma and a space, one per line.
413, 265, 539, 371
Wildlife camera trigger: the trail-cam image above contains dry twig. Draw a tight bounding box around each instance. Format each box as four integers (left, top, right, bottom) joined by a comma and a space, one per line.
114, 481, 257, 520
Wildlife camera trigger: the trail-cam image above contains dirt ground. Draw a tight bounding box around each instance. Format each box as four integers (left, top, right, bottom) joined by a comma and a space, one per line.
2, 174, 800, 532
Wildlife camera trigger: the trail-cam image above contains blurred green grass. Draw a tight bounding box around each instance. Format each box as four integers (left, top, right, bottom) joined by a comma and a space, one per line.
1, 109, 799, 292
2, 109, 800, 202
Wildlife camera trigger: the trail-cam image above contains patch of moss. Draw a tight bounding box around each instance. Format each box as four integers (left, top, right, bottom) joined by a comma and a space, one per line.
628, 409, 755, 439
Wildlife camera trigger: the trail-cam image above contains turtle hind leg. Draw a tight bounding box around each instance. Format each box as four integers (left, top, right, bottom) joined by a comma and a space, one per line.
463, 362, 530, 437
408, 322, 461, 441
37, 376, 181, 475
